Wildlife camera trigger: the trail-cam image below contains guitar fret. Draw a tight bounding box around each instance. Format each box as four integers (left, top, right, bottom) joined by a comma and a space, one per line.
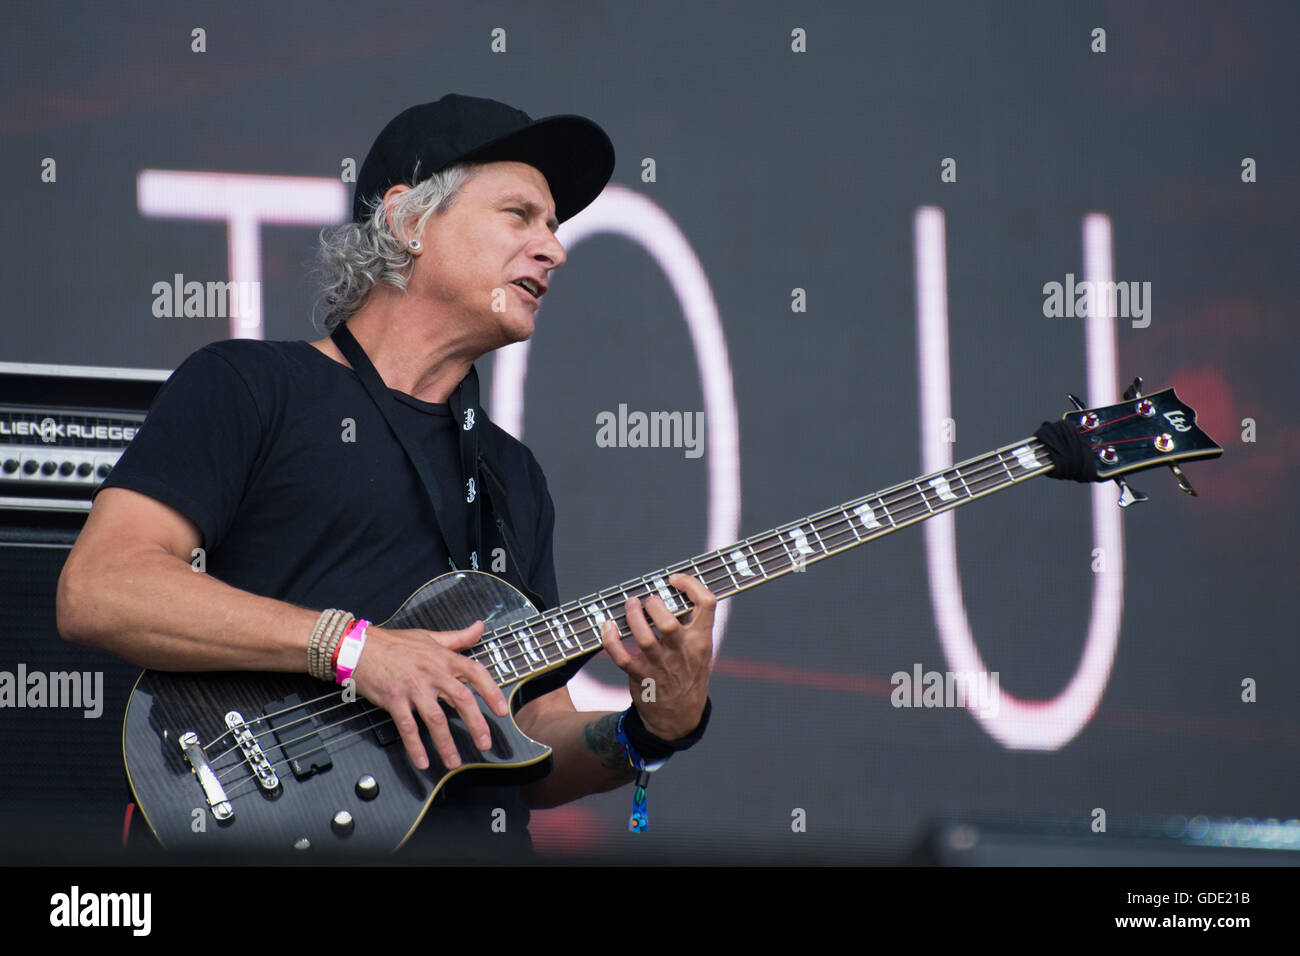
928, 473, 961, 503
549, 617, 576, 651
1010, 445, 1043, 475
518, 628, 544, 665
996, 451, 1017, 483
808, 521, 829, 553
876, 498, 896, 527
585, 603, 609, 634
729, 543, 759, 582
953, 465, 974, 499
917, 483, 935, 513
715, 550, 741, 591
787, 523, 818, 570
651, 575, 680, 612
845, 505, 864, 542
853, 502, 883, 534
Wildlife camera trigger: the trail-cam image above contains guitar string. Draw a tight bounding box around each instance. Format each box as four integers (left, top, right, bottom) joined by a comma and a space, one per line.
203, 444, 1043, 755
212, 696, 389, 781
220, 707, 394, 801
204, 447, 1049, 784
202, 442, 1034, 754
462, 444, 1047, 676
211, 431, 1163, 803
205, 425, 1197, 803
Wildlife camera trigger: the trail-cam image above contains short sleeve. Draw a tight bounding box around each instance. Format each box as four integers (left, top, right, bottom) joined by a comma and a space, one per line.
94, 345, 264, 550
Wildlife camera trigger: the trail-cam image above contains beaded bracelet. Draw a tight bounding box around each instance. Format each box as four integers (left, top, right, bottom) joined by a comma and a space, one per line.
308, 609, 353, 681
318, 611, 353, 680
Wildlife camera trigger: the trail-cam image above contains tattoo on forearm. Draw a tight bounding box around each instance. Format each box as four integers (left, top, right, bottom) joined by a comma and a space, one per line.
583, 713, 636, 779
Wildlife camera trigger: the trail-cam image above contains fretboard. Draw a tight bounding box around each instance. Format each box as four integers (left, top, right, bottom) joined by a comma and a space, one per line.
468, 437, 1055, 685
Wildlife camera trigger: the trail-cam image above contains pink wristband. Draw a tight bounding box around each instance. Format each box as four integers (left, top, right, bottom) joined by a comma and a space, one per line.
334, 619, 370, 684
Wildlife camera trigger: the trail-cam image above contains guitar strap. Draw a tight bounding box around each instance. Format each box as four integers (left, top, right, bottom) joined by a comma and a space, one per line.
330, 323, 482, 573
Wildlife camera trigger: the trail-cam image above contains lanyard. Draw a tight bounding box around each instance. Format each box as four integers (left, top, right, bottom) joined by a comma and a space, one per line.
330, 324, 482, 572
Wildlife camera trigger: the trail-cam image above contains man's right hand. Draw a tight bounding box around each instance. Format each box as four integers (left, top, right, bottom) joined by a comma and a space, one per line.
349, 622, 509, 771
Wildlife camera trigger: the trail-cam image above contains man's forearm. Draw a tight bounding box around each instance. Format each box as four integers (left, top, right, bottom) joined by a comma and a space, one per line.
516, 704, 638, 809
58, 545, 317, 673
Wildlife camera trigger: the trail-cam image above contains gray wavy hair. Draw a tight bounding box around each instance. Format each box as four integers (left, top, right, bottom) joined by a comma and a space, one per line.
314, 161, 481, 332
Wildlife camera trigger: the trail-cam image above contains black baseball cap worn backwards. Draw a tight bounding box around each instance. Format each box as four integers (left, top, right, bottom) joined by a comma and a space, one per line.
352, 93, 616, 225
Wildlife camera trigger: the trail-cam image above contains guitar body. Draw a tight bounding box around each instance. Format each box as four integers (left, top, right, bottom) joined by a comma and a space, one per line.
124, 571, 553, 853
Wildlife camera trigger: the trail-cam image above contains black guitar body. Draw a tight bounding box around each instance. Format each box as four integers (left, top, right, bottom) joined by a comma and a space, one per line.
124, 571, 552, 853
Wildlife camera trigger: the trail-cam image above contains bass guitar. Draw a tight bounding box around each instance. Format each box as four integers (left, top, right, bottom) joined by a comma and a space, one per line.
123, 381, 1221, 851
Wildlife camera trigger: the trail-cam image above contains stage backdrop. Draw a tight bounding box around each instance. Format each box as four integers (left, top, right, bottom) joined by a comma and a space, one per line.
1, 0, 1296, 861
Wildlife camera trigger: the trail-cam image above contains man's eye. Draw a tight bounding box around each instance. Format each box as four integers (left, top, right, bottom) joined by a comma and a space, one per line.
508, 208, 527, 218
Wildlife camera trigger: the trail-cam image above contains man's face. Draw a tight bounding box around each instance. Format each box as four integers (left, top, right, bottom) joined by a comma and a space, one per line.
405, 160, 567, 349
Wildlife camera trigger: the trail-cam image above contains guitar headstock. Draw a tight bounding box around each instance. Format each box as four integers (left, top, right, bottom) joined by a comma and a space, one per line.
1062, 379, 1222, 503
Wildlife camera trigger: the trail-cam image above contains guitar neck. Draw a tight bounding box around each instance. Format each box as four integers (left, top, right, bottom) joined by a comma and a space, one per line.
473, 437, 1054, 685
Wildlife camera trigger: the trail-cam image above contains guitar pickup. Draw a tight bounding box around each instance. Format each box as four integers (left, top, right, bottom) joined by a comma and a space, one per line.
265, 694, 333, 781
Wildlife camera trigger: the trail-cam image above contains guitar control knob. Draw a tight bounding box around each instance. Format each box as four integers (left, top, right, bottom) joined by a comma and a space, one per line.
332, 810, 354, 836
293, 837, 311, 850
356, 775, 379, 800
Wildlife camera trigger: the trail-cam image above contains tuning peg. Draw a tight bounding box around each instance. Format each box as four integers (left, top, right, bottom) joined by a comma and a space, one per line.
1122, 376, 1144, 401
1066, 393, 1086, 411
1117, 480, 1149, 508
1168, 463, 1197, 496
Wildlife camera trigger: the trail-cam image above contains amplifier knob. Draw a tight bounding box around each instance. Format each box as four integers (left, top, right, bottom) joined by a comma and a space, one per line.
77, 462, 93, 477
2, 459, 17, 474
59, 461, 75, 476
96, 464, 112, 478
23, 460, 39, 475
40, 461, 57, 476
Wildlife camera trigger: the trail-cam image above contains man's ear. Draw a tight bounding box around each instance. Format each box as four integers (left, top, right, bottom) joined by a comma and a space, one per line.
381, 183, 417, 244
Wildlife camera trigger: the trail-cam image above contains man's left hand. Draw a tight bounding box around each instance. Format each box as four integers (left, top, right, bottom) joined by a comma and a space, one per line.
600, 572, 716, 740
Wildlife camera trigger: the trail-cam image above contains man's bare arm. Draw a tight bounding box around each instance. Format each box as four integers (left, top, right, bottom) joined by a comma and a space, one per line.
57, 487, 508, 771
515, 688, 634, 809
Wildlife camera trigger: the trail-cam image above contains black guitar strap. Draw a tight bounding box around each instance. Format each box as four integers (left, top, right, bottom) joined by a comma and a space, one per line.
330, 323, 482, 573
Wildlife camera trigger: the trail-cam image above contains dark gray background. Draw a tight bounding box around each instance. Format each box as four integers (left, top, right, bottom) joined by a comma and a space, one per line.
1, 0, 1296, 860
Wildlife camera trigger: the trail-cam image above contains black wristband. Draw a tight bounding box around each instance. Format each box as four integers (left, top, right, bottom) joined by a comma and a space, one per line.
624, 697, 712, 761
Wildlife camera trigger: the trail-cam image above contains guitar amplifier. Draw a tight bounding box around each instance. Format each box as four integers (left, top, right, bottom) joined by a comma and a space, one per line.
0, 361, 169, 856
0, 361, 169, 520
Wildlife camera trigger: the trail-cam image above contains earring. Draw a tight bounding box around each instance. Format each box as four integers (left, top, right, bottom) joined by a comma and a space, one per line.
408, 238, 422, 252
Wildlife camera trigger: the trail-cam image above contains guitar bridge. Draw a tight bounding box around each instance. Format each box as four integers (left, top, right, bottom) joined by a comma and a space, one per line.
178, 731, 233, 821
226, 710, 280, 793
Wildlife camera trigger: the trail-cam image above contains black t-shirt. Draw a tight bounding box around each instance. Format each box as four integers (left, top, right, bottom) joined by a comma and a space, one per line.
98, 338, 589, 858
